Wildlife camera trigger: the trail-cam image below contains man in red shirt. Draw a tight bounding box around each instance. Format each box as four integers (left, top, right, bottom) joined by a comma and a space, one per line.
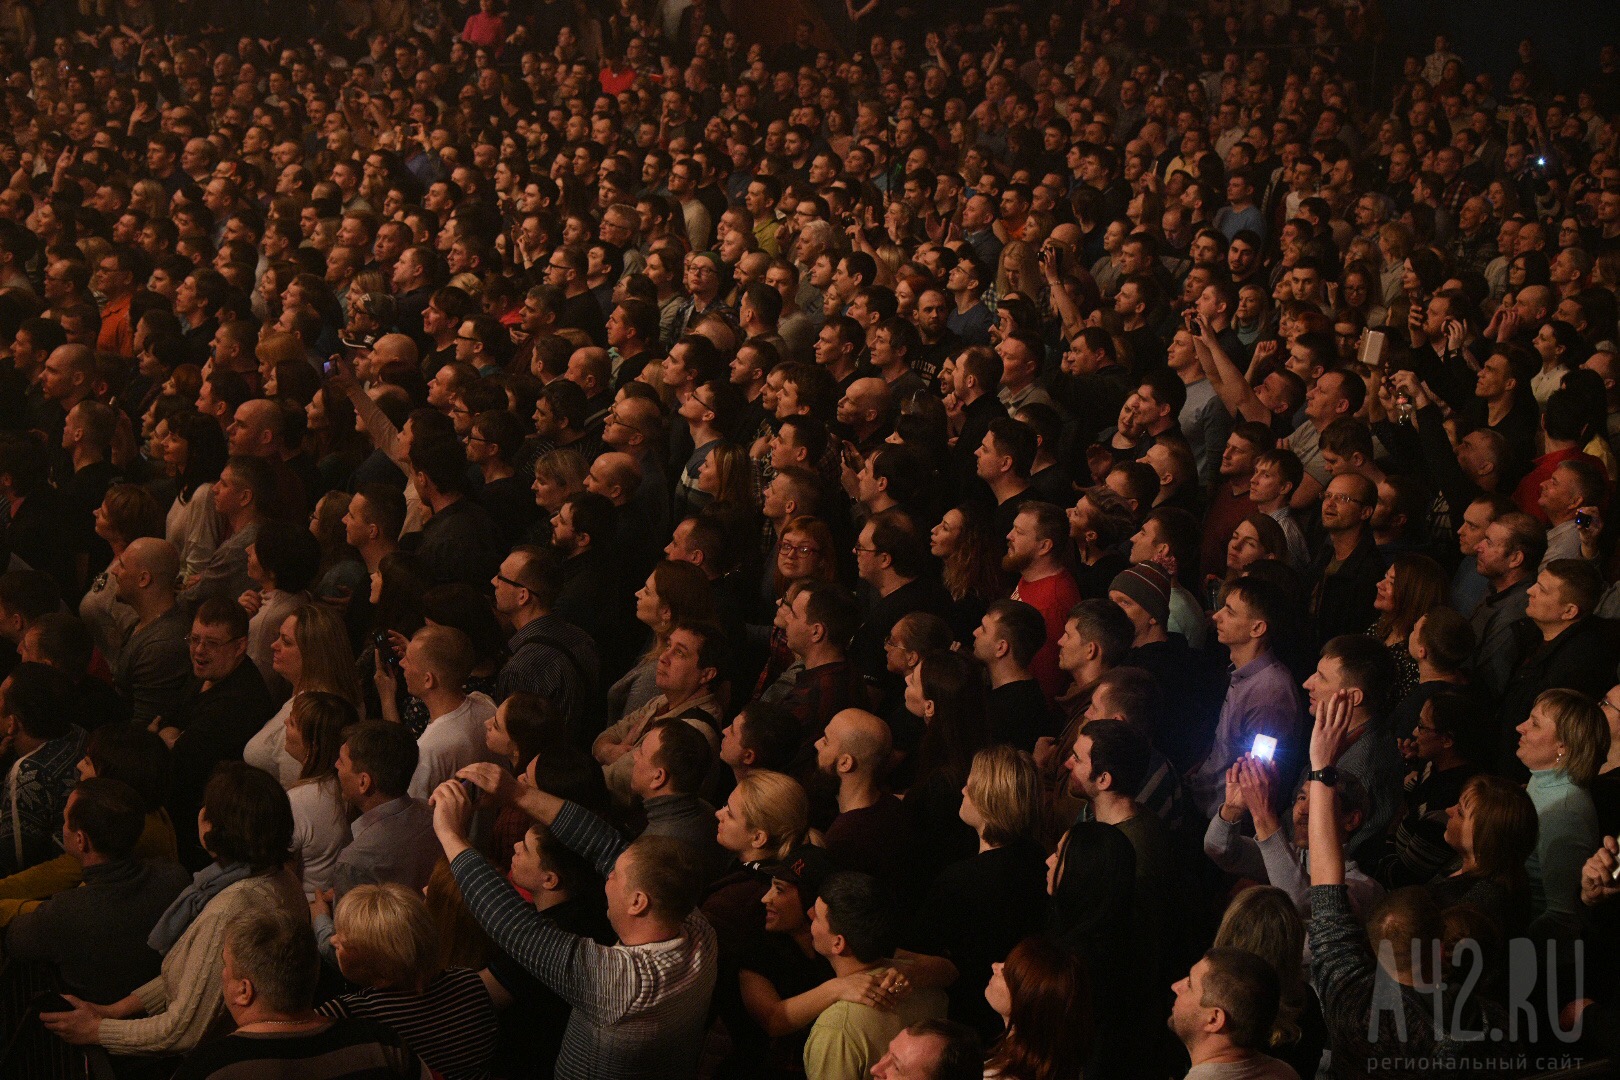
1005, 502, 1082, 702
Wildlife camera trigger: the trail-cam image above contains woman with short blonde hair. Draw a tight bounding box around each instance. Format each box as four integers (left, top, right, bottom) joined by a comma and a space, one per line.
1516, 688, 1608, 940
323, 883, 498, 1080
726, 770, 811, 862
911, 743, 1048, 1034
963, 745, 1043, 849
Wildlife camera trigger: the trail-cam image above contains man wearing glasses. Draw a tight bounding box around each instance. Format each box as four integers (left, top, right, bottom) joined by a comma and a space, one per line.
154, 598, 276, 869
93, 248, 143, 358
1308, 473, 1382, 644
546, 244, 607, 346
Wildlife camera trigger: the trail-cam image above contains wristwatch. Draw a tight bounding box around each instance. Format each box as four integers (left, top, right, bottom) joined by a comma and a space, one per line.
1307, 766, 1340, 787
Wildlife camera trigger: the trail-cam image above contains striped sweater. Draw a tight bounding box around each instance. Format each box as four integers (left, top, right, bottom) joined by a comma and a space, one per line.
450, 801, 717, 1080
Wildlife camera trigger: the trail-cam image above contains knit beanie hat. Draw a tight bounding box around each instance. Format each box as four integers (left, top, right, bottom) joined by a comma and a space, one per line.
1109, 562, 1172, 627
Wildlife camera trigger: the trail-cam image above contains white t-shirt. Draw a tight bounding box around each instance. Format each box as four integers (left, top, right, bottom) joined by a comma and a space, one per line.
288, 776, 352, 898
408, 692, 501, 801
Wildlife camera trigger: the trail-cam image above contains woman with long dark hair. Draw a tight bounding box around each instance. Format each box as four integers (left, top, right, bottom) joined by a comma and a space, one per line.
159, 409, 227, 581
899, 650, 992, 872
929, 502, 1007, 642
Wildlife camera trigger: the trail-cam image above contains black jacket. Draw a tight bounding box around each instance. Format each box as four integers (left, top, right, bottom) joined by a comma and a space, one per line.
1309, 530, 1384, 646
1495, 615, 1619, 780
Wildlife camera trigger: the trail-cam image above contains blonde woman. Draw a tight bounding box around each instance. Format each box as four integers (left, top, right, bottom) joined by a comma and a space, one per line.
1212, 886, 1323, 1079
1514, 688, 1608, 940
704, 770, 811, 945
320, 883, 498, 1080
906, 745, 1050, 1034
530, 448, 588, 521
243, 604, 363, 788
995, 240, 1044, 306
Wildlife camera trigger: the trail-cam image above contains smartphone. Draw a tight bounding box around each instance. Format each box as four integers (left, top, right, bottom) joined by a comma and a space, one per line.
1250, 734, 1278, 763
457, 776, 481, 803
1576, 511, 1593, 529
1357, 329, 1387, 368
373, 630, 401, 667
33, 993, 71, 1014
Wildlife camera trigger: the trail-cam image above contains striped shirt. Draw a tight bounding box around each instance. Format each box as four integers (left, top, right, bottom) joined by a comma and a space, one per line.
451, 801, 718, 1080
318, 968, 496, 1080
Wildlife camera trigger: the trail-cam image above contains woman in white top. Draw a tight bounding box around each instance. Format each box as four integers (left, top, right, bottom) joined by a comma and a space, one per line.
240, 520, 322, 700
80, 484, 165, 669
158, 410, 226, 582
282, 689, 356, 898
244, 603, 363, 789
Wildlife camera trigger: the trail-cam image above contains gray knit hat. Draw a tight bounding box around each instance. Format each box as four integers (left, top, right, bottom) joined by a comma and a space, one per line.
1109, 562, 1172, 627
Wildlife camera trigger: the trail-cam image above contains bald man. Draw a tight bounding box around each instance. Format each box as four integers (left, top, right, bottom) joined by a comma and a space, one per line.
816, 709, 919, 891
586, 451, 643, 507
836, 377, 894, 452
366, 332, 420, 380
396, 624, 500, 800
227, 399, 308, 518
112, 538, 191, 724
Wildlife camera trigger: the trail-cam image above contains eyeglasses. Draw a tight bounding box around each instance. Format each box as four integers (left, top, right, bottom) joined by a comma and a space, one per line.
778, 541, 819, 557
493, 573, 529, 591
1322, 491, 1369, 506
188, 634, 241, 650
852, 544, 879, 555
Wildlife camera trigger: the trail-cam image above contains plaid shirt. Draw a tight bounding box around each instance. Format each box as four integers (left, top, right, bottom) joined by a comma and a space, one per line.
497, 614, 600, 730
451, 802, 717, 1080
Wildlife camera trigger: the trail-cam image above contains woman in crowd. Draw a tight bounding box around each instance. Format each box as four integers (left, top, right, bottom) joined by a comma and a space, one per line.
983, 936, 1091, 1080
305, 386, 370, 491
930, 502, 1007, 642
283, 690, 357, 900
41, 762, 304, 1057
898, 650, 991, 871
81, 483, 165, 668
1368, 553, 1447, 702
1530, 320, 1588, 406
241, 520, 323, 697
610, 560, 714, 724
908, 745, 1049, 1039
752, 519, 839, 698
1427, 772, 1539, 936
159, 409, 227, 582
696, 442, 756, 511
529, 448, 588, 534
243, 604, 364, 788
482, 692, 607, 873
1514, 688, 1607, 940
1211, 885, 1326, 1080
320, 882, 499, 1080
704, 770, 811, 949
308, 491, 370, 624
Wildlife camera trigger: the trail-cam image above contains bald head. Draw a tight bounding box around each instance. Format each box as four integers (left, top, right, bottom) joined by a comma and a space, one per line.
588, 451, 642, 503
409, 624, 475, 688
372, 333, 419, 368
122, 538, 180, 595
826, 709, 892, 774
844, 377, 891, 422
231, 398, 284, 455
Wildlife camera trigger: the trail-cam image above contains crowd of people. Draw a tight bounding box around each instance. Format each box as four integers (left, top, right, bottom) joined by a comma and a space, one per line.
0, 0, 1617, 1078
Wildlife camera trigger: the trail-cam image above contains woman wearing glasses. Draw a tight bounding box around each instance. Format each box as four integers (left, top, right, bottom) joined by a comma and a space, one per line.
751, 517, 838, 701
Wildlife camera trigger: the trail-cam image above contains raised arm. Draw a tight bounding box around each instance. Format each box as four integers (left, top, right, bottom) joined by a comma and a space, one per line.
1194, 318, 1270, 424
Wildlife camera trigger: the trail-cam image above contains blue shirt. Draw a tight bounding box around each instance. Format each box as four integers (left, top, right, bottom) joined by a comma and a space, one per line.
1187, 650, 1304, 818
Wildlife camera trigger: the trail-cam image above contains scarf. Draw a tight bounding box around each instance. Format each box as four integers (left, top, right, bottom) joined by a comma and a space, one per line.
147, 861, 255, 956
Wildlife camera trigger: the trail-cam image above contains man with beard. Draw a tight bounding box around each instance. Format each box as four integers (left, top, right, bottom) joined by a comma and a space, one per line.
1006, 503, 1083, 702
